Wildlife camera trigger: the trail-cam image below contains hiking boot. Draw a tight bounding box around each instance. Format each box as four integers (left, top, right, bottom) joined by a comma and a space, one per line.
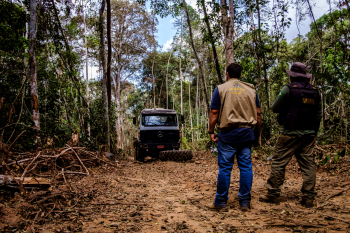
259, 194, 280, 204
206, 203, 229, 212
300, 198, 314, 208
240, 203, 251, 212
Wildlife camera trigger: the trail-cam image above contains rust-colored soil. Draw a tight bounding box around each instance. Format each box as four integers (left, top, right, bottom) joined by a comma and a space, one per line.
1, 151, 350, 232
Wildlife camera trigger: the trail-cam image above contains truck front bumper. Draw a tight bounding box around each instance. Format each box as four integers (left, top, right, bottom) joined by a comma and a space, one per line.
139, 143, 180, 150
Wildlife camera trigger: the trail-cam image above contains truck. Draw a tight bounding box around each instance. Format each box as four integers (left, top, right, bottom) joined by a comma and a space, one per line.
133, 108, 192, 162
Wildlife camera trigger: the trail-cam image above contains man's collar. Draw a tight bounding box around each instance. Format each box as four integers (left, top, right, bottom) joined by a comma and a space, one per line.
226, 78, 239, 82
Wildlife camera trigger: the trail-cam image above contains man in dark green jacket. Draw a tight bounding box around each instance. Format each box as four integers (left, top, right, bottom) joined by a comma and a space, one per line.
259, 62, 322, 208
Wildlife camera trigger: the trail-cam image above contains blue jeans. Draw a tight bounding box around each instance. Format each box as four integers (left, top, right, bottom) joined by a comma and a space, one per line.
214, 139, 253, 207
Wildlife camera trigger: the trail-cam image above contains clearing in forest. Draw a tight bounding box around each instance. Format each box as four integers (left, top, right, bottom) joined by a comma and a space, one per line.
1, 150, 350, 232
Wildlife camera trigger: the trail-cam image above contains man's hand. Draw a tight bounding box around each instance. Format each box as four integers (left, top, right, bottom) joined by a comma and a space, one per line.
210, 134, 218, 143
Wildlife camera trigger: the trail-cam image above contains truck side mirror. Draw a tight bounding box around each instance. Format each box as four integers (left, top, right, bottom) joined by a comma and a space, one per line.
133, 117, 136, 125
181, 114, 184, 123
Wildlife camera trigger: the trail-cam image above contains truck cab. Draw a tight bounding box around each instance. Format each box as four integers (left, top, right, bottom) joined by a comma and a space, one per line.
133, 108, 184, 162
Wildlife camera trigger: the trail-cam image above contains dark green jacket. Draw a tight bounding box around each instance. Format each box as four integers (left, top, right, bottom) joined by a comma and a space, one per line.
272, 85, 322, 135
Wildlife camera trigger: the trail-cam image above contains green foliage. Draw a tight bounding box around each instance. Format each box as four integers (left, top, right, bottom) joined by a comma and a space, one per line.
0, 1, 27, 53
181, 136, 190, 150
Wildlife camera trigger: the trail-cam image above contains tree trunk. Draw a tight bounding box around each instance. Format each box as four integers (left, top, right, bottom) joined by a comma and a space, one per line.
152, 53, 156, 109
180, 61, 183, 114
112, 70, 122, 149
83, 5, 90, 139
220, 0, 234, 68
165, 50, 173, 109
256, 0, 270, 108
180, 17, 183, 114
106, 0, 112, 109
182, 0, 210, 114
99, 0, 110, 152
201, 0, 223, 84
158, 77, 164, 107
151, 0, 158, 109
189, 75, 193, 142
196, 68, 199, 141
172, 82, 175, 110
29, 0, 40, 139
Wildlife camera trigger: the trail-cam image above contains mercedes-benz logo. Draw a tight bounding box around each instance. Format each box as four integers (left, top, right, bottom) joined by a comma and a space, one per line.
157, 131, 163, 137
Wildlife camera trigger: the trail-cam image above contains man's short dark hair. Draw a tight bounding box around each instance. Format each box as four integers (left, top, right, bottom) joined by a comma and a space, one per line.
226, 63, 242, 78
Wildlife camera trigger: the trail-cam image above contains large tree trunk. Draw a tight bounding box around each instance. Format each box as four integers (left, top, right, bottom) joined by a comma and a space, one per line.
83, 5, 90, 139
220, 0, 234, 68
99, 0, 110, 151
201, 0, 223, 84
182, 0, 210, 114
106, 0, 112, 108
29, 0, 40, 139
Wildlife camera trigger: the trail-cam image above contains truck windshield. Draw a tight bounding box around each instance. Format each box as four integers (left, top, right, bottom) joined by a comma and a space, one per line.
142, 114, 177, 126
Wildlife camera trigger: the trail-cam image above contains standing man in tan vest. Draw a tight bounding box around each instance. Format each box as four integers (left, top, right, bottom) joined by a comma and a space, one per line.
207, 63, 262, 212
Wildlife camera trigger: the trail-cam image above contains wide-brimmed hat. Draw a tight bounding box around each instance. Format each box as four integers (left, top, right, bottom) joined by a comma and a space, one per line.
286, 62, 312, 78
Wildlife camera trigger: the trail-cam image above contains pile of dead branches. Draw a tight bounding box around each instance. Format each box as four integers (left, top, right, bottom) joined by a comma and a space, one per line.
0, 144, 117, 193
0, 143, 120, 232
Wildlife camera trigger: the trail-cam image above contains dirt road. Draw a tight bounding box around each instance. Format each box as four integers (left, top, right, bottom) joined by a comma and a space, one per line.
1, 151, 350, 232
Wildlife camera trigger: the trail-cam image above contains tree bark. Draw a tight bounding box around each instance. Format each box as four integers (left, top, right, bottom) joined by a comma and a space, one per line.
165, 50, 173, 109
180, 16, 183, 114
151, 0, 158, 109
158, 77, 164, 107
99, 0, 110, 151
151, 53, 156, 109
182, 0, 210, 114
172, 81, 175, 110
196, 68, 199, 141
201, 0, 223, 84
188, 75, 193, 142
220, 0, 234, 68
83, 5, 90, 139
29, 0, 40, 137
112, 69, 122, 149
180, 64, 183, 114
256, 0, 269, 108
106, 0, 112, 109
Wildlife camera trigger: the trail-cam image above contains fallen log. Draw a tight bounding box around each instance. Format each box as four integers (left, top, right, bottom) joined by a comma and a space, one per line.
0, 175, 50, 190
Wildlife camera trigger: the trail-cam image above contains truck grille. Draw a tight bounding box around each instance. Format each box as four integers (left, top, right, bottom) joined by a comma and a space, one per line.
140, 130, 179, 143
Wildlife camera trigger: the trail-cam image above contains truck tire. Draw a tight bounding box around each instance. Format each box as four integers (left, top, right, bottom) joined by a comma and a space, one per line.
159, 150, 193, 161
134, 146, 144, 162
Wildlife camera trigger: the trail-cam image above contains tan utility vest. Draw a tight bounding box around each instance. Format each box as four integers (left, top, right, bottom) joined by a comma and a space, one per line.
217, 78, 257, 131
